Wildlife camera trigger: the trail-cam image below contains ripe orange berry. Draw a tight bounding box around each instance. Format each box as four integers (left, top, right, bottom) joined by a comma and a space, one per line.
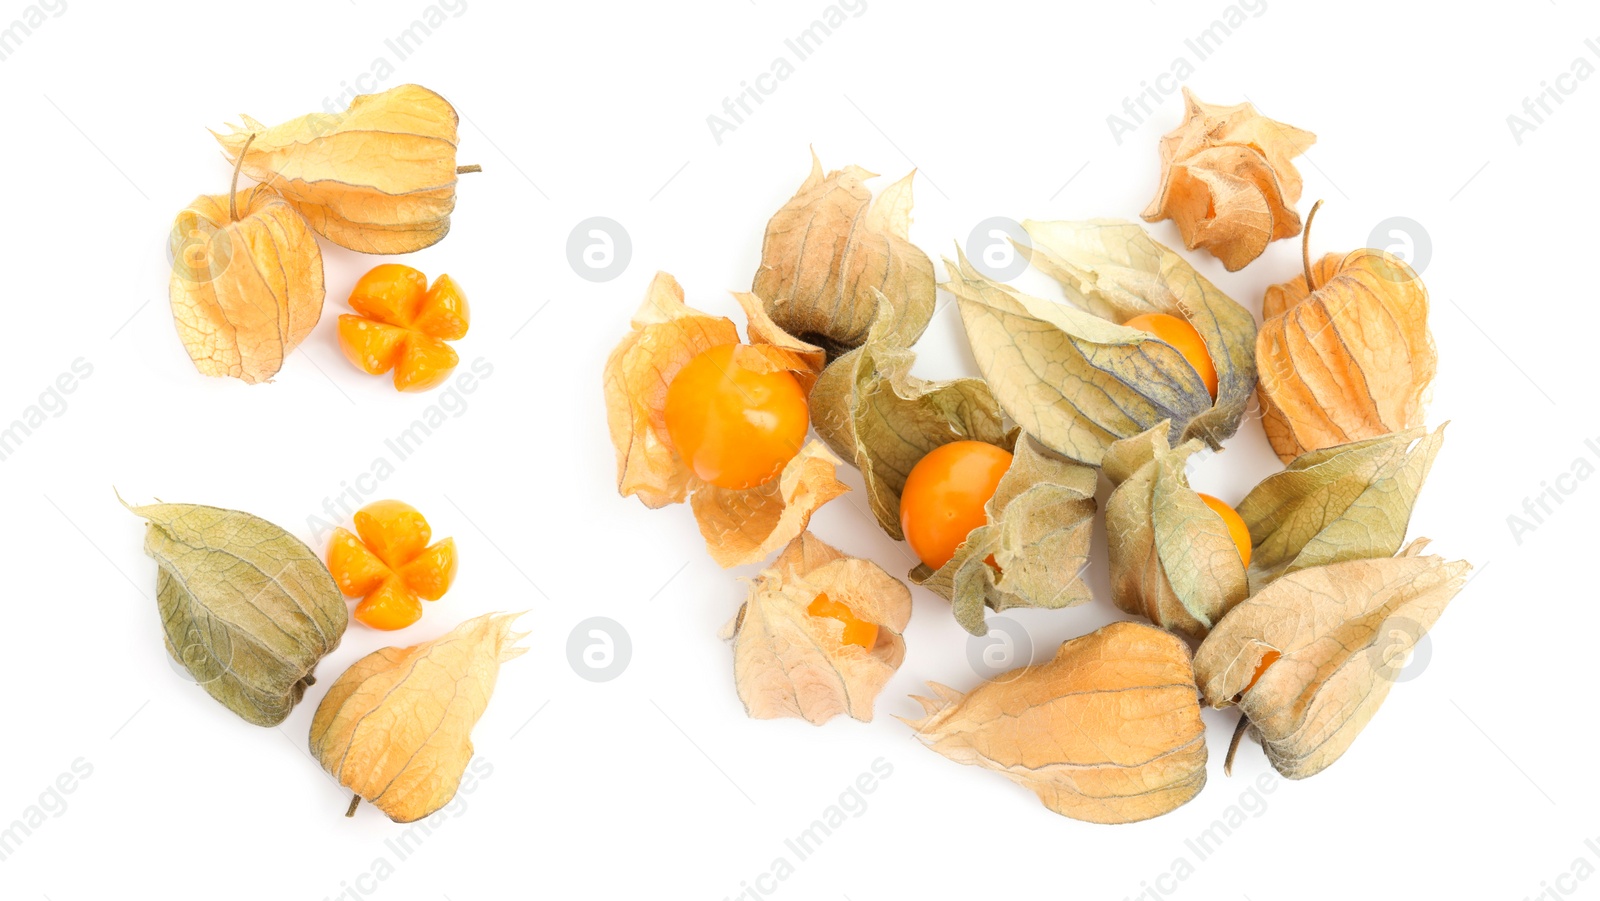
326, 500, 459, 631
806, 592, 879, 649
663, 344, 809, 490
899, 441, 1013, 571
338, 264, 469, 392
1243, 649, 1282, 694
1124, 312, 1218, 400
1197, 492, 1252, 568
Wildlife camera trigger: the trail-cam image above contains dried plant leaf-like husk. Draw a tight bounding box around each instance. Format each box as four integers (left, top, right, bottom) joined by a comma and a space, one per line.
752, 151, 935, 358
214, 84, 469, 254
945, 219, 1255, 467
1142, 89, 1316, 271
603, 272, 840, 567
809, 290, 1008, 539
310, 612, 527, 822
727, 532, 911, 725
1193, 540, 1469, 779
911, 437, 1096, 636
1239, 425, 1444, 589
167, 186, 324, 384
1257, 248, 1435, 462
130, 501, 346, 726
903, 621, 1207, 825
1103, 425, 1248, 641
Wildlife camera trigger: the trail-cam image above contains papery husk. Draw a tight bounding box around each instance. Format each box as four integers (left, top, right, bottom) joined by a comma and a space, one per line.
602, 273, 838, 567
131, 501, 346, 726
603, 272, 825, 488
214, 84, 469, 254
1103, 425, 1248, 641
810, 289, 1008, 539
910, 437, 1096, 635
691, 441, 849, 568
725, 532, 911, 724
310, 612, 527, 822
604, 273, 740, 508
1193, 540, 1469, 779
902, 621, 1206, 825
1239, 425, 1444, 589
752, 151, 935, 359
1142, 88, 1316, 271
1257, 246, 1435, 462
167, 186, 324, 384
945, 220, 1254, 467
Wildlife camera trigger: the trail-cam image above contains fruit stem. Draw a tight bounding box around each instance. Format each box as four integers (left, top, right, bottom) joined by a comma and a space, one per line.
1301, 199, 1324, 292
1224, 712, 1250, 776
229, 133, 257, 223
345, 793, 361, 817
456, 164, 482, 174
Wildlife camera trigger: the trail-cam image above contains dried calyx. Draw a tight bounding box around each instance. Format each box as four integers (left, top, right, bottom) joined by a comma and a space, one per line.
1256, 201, 1436, 462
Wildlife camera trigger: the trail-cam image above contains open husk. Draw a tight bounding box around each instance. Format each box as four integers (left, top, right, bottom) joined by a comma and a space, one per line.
725, 532, 911, 724
1239, 425, 1445, 590
603, 272, 841, 567
809, 290, 1008, 539
1142, 88, 1316, 271
1193, 540, 1469, 779
945, 219, 1255, 467
903, 621, 1207, 824
1256, 212, 1436, 462
910, 437, 1096, 636
752, 151, 935, 359
1103, 425, 1248, 641
214, 84, 472, 254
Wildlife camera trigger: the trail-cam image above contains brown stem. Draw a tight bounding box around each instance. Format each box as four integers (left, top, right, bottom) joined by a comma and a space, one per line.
1300, 198, 1324, 292
1224, 712, 1251, 776
229, 133, 257, 223
345, 793, 361, 818
456, 164, 482, 174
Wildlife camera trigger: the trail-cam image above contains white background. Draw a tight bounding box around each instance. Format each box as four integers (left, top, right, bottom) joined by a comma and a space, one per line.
1, 1, 1595, 898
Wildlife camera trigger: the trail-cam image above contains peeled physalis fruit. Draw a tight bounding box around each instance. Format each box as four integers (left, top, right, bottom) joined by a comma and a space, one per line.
214, 84, 478, 254
327, 499, 458, 631
127, 500, 346, 726
810, 293, 1008, 540
1257, 202, 1436, 462
311, 613, 526, 822
167, 135, 324, 384
903, 621, 1207, 825
1103, 425, 1248, 641
604, 272, 846, 568
725, 532, 910, 724
1238, 425, 1444, 590
664, 344, 809, 490
752, 152, 935, 358
1143, 88, 1316, 271
910, 438, 1096, 636
900, 440, 1012, 571
1194, 540, 1469, 779
337, 264, 469, 392
946, 219, 1256, 467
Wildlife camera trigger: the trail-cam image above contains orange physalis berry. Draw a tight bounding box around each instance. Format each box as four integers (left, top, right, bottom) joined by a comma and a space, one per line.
1196, 492, 1252, 568
663, 343, 809, 490
899, 440, 1013, 571
327, 499, 458, 631
806, 592, 879, 649
337, 264, 469, 392
1123, 312, 1218, 401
